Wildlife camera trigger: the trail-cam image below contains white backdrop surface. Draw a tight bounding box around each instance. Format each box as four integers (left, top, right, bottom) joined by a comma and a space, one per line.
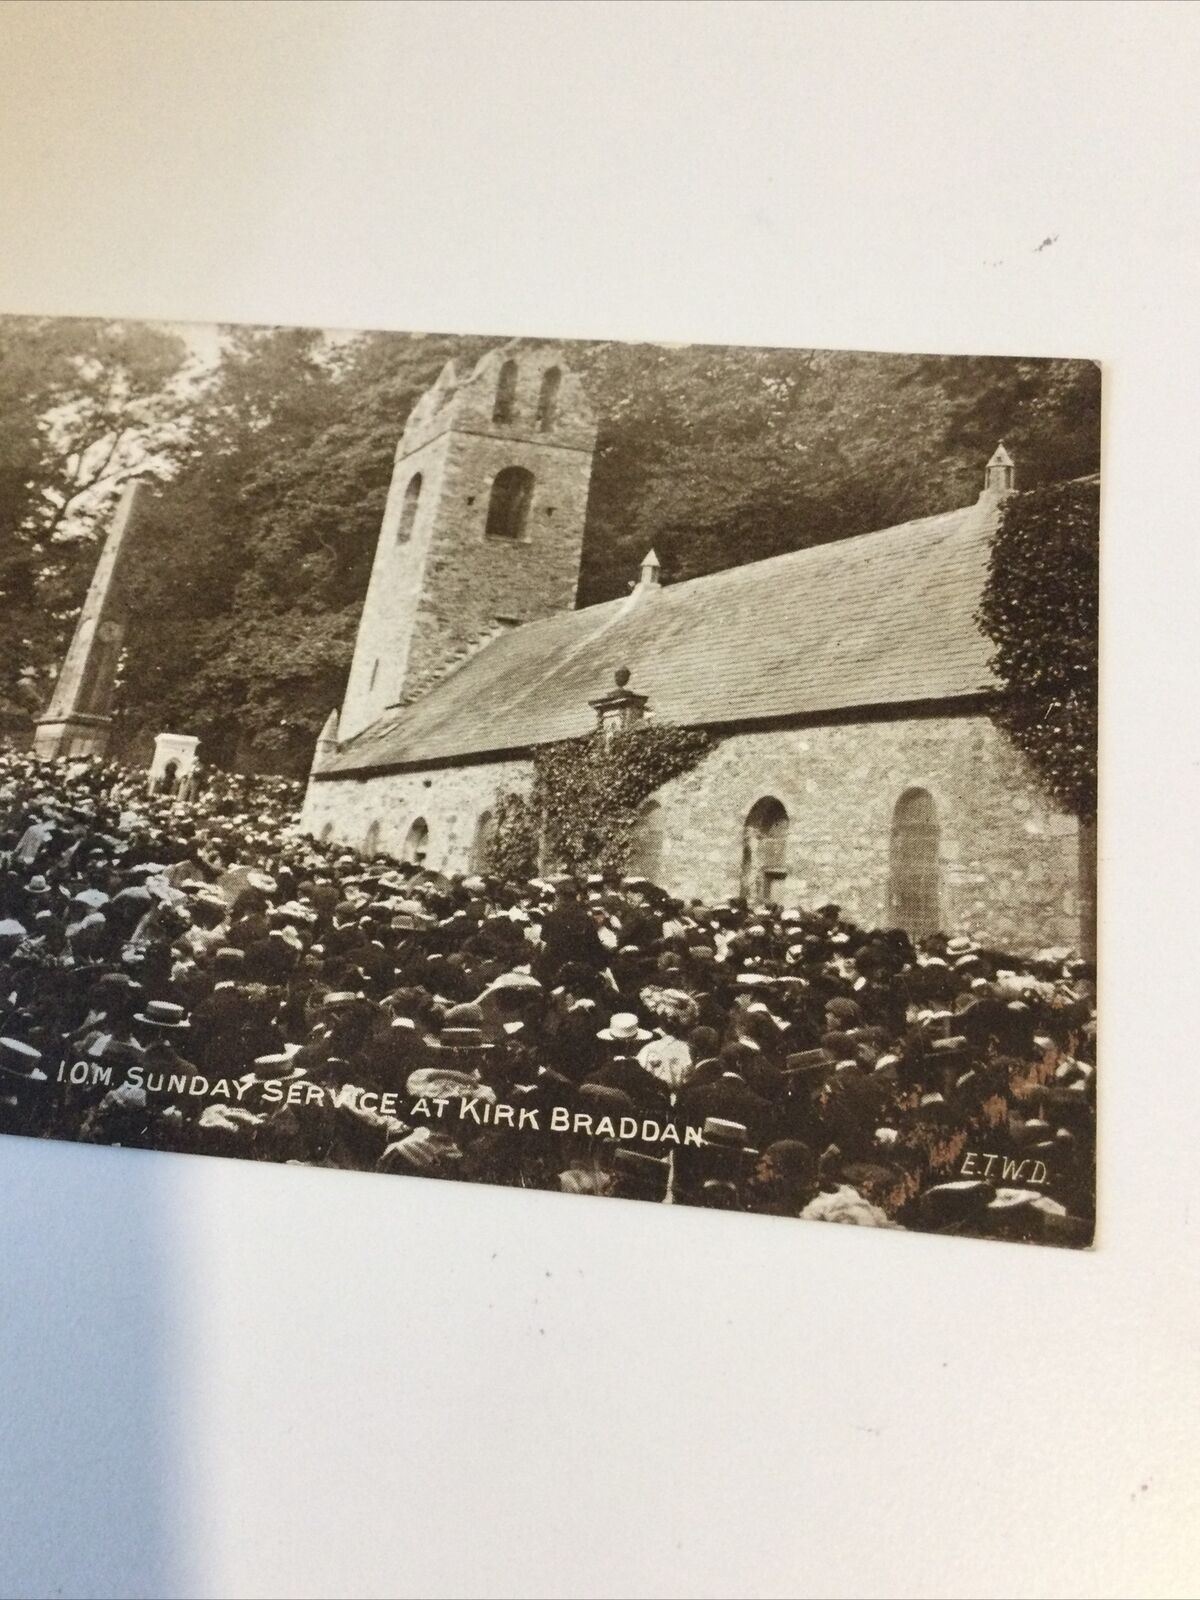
0, 4, 1197, 1597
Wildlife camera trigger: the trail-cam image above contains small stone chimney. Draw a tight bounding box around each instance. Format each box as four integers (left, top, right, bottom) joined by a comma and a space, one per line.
981, 442, 1015, 499
589, 667, 648, 737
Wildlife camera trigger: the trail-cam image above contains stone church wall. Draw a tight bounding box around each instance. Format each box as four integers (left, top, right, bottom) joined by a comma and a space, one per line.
300, 756, 532, 872
302, 709, 1083, 953
650, 711, 1082, 951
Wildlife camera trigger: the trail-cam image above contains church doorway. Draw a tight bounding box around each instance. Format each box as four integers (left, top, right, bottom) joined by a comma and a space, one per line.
741, 797, 789, 904
889, 787, 941, 936
403, 816, 429, 867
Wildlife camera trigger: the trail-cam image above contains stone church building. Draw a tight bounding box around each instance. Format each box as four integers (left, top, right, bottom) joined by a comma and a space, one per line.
300, 342, 1091, 952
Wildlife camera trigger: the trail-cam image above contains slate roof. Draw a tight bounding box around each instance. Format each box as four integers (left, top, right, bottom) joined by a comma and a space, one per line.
317, 495, 1000, 777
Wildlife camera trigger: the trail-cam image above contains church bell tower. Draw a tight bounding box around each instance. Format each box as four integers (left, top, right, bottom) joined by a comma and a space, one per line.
336, 342, 597, 741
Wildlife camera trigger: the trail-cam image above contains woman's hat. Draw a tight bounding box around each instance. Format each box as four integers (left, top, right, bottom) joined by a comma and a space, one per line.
71, 887, 110, 910
597, 1012, 653, 1043
405, 1066, 493, 1100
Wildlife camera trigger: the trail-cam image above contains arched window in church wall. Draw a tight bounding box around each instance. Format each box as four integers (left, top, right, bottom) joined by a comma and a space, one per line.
319, 822, 334, 844
741, 796, 789, 905
472, 809, 497, 872
628, 799, 664, 885
889, 787, 941, 937
396, 473, 422, 542
363, 819, 382, 857
485, 466, 535, 542
403, 816, 429, 866
492, 358, 518, 424
535, 366, 562, 431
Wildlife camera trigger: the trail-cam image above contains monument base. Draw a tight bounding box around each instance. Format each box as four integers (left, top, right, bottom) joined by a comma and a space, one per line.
32, 714, 113, 761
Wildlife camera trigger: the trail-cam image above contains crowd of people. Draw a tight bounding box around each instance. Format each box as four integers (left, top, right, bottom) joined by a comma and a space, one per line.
0, 749, 1096, 1245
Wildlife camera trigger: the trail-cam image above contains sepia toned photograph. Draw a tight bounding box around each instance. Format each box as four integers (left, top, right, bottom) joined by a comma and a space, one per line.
0, 314, 1100, 1247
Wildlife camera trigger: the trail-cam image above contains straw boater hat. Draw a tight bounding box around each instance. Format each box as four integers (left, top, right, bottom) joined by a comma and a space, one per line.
597, 1012, 653, 1044
0, 1038, 46, 1079
252, 1043, 303, 1079
702, 1117, 751, 1149
134, 999, 190, 1031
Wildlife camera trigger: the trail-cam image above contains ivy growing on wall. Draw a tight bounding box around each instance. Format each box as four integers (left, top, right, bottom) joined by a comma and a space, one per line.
484, 788, 541, 881
976, 476, 1099, 820
485, 723, 715, 879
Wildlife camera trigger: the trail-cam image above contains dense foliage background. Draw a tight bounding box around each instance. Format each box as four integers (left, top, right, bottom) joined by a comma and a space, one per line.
977, 477, 1101, 819
0, 315, 1101, 773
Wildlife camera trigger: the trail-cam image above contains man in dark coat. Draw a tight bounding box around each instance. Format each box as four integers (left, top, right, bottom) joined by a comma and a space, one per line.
538, 881, 605, 975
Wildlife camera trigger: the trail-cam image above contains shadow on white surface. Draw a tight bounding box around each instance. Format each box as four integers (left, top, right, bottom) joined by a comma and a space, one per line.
0, 1135, 200, 1600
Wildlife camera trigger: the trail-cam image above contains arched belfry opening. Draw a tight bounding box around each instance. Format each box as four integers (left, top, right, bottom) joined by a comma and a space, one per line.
741, 797, 789, 904
889, 787, 941, 936
535, 366, 562, 431
485, 466, 534, 542
493, 358, 518, 424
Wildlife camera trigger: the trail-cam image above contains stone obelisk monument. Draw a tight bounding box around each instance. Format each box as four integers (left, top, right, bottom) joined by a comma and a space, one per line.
33, 480, 146, 760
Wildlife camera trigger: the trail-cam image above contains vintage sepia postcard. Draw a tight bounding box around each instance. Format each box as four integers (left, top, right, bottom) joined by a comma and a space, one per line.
0, 315, 1099, 1246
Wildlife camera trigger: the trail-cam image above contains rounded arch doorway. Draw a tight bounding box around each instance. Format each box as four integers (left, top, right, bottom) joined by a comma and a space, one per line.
741, 797, 789, 904
402, 816, 430, 867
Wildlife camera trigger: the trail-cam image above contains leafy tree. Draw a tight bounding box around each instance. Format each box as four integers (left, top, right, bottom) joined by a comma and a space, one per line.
574, 343, 1100, 604
0, 316, 194, 721
118, 328, 493, 770
1, 315, 1101, 775
976, 477, 1100, 818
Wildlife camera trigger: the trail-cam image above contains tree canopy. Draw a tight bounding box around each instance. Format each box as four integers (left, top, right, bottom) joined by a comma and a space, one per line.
976, 476, 1100, 819
0, 316, 1101, 773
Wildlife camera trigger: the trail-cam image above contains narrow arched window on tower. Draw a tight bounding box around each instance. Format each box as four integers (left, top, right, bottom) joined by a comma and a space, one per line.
493, 358, 518, 424
535, 366, 562, 431
485, 466, 535, 542
396, 473, 422, 542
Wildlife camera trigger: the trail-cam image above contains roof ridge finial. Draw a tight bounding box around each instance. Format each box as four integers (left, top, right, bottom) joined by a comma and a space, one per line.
982, 442, 1016, 498
637, 548, 662, 591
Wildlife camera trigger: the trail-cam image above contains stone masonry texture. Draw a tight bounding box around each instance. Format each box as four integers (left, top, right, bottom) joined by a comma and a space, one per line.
303, 710, 1082, 954
338, 344, 595, 739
